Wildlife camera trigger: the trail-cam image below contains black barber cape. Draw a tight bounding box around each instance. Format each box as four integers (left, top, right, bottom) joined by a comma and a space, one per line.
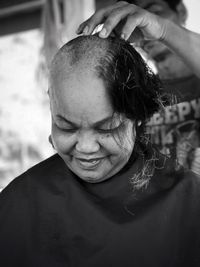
0, 153, 200, 267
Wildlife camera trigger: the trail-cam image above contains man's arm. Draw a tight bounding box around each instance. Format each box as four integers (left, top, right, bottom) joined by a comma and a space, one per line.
77, 1, 200, 78
163, 20, 200, 78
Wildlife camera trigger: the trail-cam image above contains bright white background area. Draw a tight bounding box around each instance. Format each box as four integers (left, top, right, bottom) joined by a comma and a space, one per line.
0, 1, 95, 190
185, 0, 200, 32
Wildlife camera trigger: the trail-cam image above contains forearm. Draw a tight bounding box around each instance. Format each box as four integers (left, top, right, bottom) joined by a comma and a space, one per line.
163, 20, 200, 78
76, 2, 200, 78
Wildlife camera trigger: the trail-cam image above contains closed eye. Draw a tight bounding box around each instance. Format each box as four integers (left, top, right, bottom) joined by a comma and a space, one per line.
61, 128, 77, 133
97, 123, 123, 134
55, 124, 78, 133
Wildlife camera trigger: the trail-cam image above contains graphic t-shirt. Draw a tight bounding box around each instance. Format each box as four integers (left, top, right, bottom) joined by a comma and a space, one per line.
0, 153, 200, 267
146, 75, 200, 174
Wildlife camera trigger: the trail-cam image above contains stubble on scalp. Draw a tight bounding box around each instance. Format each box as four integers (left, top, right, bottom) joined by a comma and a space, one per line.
48, 35, 114, 113
49, 36, 111, 89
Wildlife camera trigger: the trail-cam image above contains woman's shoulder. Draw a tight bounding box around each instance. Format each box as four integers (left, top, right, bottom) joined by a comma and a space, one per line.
0, 154, 68, 200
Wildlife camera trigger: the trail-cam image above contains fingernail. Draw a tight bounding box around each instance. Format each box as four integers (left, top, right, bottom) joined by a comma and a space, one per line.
99, 28, 107, 37
76, 26, 81, 34
83, 26, 89, 35
76, 24, 83, 34
121, 33, 126, 40
120, 33, 125, 39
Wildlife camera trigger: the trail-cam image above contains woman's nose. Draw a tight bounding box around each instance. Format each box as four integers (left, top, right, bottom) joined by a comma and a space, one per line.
75, 132, 100, 154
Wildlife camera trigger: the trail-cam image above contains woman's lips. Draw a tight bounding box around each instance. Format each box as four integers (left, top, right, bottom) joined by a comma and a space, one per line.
75, 157, 104, 170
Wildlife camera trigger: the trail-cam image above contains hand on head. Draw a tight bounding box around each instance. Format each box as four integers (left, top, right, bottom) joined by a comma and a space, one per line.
76, 1, 168, 44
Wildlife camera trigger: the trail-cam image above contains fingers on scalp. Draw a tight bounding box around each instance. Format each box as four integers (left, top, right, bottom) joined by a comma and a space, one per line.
77, 2, 130, 36
88, 2, 128, 36
121, 14, 143, 40
77, 2, 128, 35
78, 9, 106, 35
102, 10, 124, 35
76, 21, 86, 34
100, 4, 133, 37
76, 15, 95, 34
84, 6, 120, 35
86, 11, 107, 34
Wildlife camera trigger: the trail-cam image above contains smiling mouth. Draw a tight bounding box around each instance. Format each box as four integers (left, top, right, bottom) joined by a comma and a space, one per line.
75, 157, 105, 170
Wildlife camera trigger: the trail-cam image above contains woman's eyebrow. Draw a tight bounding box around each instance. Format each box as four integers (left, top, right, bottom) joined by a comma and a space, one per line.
93, 116, 114, 127
56, 114, 115, 127
56, 115, 78, 127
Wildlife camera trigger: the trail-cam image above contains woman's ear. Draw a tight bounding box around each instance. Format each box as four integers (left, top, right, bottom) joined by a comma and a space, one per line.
49, 135, 55, 149
176, 2, 188, 25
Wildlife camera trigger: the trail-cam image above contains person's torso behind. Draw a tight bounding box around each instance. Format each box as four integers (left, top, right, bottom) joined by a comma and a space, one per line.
146, 75, 200, 175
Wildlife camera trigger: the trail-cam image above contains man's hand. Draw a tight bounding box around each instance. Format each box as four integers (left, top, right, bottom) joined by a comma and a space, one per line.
76, 1, 168, 43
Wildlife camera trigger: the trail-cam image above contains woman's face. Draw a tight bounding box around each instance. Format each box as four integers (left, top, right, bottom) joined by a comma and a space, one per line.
50, 70, 135, 183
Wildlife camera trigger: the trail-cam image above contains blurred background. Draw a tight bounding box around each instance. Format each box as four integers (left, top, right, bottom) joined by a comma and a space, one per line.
0, 0, 199, 190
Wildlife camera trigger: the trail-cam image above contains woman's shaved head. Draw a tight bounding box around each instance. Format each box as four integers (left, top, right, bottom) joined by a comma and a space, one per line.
50, 35, 109, 82
49, 35, 166, 139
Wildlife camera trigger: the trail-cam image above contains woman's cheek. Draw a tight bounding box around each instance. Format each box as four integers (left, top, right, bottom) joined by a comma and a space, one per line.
98, 123, 135, 153
52, 127, 76, 154
99, 133, 121, 151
